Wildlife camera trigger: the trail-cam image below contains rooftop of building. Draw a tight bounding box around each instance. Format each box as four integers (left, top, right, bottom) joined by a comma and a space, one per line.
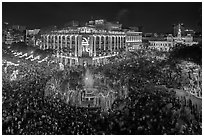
40, 19, 142, 35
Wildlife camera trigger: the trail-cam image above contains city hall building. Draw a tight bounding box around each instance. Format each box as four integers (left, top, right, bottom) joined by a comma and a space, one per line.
149, 23, 198, 52
39, 20, 142, 66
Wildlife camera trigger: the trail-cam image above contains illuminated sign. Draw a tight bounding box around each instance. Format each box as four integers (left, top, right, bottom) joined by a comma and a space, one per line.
82, 37, 90, 52
82, 37, 89, 46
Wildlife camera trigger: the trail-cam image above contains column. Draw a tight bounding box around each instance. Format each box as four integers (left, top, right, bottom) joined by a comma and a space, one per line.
46, 35, 48, 49
53, 35, 55, 49
53, 35, 56, 49
99, 35, 101, 52
45, 35, 47, 49
61, 35, 63, 52
104, 36, 106, 51
117, 36, 119, 50
49, 35, 51, 49
120, 36, 122, 49
121, 36, 123, 49
40, 36, 42, 49
46, 35, 49, 49
39, 35, 42, 49
42, 35, 44, 49
94, 35, 96, 57
45, 35, 47, 50
115, 36, 117, 51
89, 35, 93, 56
50, 35, 52, 49
123, 36, 125, 49
65, 35, 67, 49
114, 36, 116, 52
126, 36, 128, 51
78, 35, 82, 57
41, 35, 44, 49
70, 35, 72, 56
109, 36, 112, 54
75, 35, 77, 57
116, 36, 118, 50
57, 35, 59, 52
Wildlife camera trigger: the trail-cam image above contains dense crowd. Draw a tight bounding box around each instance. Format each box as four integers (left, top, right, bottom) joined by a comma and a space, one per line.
2, 46, 202, 134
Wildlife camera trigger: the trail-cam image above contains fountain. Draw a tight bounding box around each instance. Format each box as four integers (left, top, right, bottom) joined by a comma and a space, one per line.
45, 68, 117, 110
84, 69, 94, 88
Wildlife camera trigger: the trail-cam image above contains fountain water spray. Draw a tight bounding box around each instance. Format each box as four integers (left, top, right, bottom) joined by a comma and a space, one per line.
84, 69, 94, 88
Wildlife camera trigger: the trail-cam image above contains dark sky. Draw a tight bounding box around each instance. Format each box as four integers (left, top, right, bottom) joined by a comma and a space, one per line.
3, 2, 202, 33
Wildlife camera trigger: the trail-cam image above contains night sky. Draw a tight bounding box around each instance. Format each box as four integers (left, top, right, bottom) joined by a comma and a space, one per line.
2, 2, 202, 33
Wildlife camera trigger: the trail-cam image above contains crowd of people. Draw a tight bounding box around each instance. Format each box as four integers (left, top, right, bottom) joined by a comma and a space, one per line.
2, 45, 202, 134
177, 61, 202, 98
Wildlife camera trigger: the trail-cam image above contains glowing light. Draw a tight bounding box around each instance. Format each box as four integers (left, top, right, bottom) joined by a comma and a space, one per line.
84, 69, 94, 88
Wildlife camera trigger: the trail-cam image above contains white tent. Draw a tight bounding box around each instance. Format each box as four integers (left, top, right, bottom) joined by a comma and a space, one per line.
19, 53, 28, 58
7, 61, 19, 66
38, 57, 48, 63
16, 52, 23, 56
25, 54, 34, 60
14, 54, 19, 56
31, 55, 40, 61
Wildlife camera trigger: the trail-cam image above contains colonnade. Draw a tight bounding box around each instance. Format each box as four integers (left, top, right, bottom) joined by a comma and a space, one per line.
126, 35, 142, 42
40, 34, 126, 66
41, 34, 126, 55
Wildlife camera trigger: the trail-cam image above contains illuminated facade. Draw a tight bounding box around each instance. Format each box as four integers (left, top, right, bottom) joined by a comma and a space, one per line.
126, 30, 143, 50
149, 41, 173, 52
39, 20, 142, 66
149, 24, 198, 52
